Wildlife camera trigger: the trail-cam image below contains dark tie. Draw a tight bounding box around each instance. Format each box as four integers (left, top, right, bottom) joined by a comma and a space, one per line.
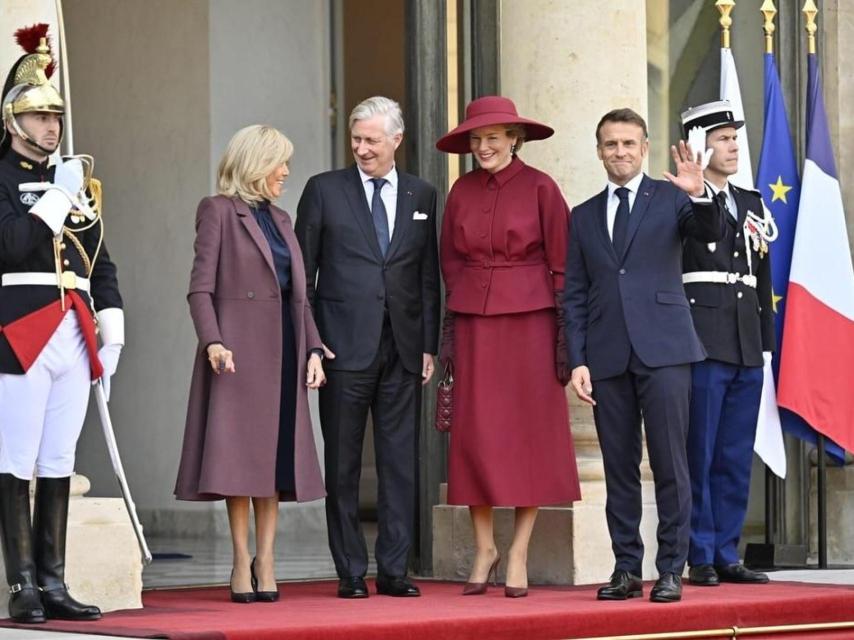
716, 190, 735, 219
370, 177, 390, 257
612, 186, 630, 256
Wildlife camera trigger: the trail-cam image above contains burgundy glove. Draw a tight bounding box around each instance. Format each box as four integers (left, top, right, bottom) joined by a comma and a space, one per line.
439, 309, 455, 367
555, 293, 571, 386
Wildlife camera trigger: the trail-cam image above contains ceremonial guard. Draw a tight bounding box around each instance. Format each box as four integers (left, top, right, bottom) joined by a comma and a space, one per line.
0, 26, 123, 622
680, 101, 776, 587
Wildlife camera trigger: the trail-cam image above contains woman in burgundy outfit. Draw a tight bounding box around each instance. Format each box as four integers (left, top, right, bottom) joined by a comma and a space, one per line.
436, 96, 580, 597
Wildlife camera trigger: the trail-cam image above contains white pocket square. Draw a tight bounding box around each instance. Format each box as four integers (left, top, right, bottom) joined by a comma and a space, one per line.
412, 211, 428, 220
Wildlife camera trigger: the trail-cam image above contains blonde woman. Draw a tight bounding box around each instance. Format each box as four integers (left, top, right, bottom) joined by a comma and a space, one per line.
175, 125, 326, 603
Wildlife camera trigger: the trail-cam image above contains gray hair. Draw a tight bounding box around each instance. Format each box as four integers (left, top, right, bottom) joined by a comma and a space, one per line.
349, 96, 405, 136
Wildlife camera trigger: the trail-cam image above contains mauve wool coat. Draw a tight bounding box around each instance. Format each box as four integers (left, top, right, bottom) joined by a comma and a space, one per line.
174, 195, 326, 502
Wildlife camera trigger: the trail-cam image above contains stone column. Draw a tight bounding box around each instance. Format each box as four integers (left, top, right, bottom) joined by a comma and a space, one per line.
433, 0, 659, 585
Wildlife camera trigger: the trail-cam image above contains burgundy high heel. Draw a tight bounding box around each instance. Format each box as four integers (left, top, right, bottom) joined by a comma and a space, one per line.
462, 554, 501, 595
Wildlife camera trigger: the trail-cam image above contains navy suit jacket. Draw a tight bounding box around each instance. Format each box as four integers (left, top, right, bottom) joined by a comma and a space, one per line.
563, 174, 724, 381
294, 165, 440, 374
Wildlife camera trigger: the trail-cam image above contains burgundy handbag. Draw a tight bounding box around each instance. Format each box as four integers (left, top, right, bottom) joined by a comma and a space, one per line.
435, 362, 454, 432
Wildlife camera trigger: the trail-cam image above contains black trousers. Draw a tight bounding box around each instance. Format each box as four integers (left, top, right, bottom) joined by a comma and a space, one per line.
319, 321, 420, 578
592, 350, 692, 577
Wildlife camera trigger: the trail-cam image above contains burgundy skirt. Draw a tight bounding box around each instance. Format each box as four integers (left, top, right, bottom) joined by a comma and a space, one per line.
447, 308, 581, 506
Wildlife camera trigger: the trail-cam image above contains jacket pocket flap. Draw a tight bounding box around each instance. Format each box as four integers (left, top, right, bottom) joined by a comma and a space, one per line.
656, 291, 689, 307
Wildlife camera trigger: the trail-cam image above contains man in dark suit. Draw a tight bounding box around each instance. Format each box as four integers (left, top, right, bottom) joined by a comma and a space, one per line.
679, 101, 774, 588
563, 108, 723, 603
295, 96, 440, 598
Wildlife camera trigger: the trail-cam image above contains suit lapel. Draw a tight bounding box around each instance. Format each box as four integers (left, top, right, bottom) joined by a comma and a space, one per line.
620, 174, 654, 262
594, 188, 618, 263
234, 198, 276, 276
386, 172, 413, 261
343, 166, 384, 261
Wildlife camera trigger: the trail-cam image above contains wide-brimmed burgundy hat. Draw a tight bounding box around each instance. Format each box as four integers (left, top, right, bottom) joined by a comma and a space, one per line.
436, 96, 554, 154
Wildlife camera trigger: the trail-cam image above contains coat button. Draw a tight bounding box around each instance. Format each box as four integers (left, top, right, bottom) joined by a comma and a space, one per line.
734, 251, 740, 257
59, 242, 66, 250
619, 268, 626, 275
736, 232, 740, 238
481, 282, 487, 288
737, 291, 743, 299
63, 259, 70, 266
690, 298, 696, 304
480, 232, 488, 239
247, 291, 255, 299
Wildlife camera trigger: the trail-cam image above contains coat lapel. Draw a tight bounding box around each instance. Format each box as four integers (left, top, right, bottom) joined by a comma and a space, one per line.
620, 174, 654, 262
234, 198, 277, 277
343, 166, 384, 262
386, 172, 413, 261
731, 185, 748, 229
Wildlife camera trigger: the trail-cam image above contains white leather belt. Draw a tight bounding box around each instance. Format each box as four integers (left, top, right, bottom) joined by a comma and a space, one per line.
683, 271, 757, 288
1, 272, 91, 293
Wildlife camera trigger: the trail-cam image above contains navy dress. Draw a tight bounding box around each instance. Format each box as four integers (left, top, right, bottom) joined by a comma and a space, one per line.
251, 202, 297, 494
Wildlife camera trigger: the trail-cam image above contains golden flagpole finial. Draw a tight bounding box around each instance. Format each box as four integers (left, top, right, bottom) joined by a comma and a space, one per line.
717, 0, 736, 49
803, 0, 818, 55
760, 0, 777, 55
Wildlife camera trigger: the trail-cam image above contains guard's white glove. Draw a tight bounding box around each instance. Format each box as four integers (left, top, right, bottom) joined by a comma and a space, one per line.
687, 126, 714, 170
22, 157, 95, 234
97, 343, 122, 401
95, 308, 125, 402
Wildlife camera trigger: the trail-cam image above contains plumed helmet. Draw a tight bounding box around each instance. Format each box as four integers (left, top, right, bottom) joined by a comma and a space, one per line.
1, 24, 65, 157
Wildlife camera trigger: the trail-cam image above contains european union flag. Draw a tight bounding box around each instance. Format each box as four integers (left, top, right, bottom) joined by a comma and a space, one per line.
756, 52, 844, 462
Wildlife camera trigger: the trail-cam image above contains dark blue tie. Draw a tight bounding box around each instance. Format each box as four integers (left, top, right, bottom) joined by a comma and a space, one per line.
370, 177, 390, 257
612, 186, 630, 256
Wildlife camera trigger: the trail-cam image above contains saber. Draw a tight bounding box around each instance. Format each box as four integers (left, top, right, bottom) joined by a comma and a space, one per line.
94, 381, 153, 565
53, 1, 150, 564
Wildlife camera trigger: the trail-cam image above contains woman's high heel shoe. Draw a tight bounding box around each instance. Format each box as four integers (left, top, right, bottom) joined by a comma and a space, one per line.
504, 585, 528, 598
251, 557, 280, 602
462, 554, 501, 595
230, 568, 256, 603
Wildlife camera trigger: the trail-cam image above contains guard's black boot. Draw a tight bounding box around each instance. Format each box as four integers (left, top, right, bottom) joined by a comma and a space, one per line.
33, 477, 101, 621
0, 473, 46, 623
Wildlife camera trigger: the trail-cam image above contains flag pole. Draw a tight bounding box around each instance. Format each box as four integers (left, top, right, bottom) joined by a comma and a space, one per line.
760, 0, 778, 550
716, 0, 735, 49
802, 0, 827, 570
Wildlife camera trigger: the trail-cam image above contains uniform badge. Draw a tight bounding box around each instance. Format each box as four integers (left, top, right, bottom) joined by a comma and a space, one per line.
745, 212, 768, 257
707, 242, 716, 253
20, 192, 40, 206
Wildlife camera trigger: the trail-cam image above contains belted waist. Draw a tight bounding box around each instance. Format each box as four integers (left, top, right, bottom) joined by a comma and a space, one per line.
2, 272, 91, 293
464, 258, 546, 269
682, 271, 757, 288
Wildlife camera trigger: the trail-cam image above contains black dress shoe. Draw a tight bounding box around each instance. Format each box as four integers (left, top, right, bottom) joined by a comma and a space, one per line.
688, 564, 720, 586
596, 570, 643, 600
715, 563, 769, 584
40, 586, 102, 620
230, 569, 256, 603
250, 557, 280, 602
650, 573, 682, 603
337, 576, 369, 599
375, 575, 421, 597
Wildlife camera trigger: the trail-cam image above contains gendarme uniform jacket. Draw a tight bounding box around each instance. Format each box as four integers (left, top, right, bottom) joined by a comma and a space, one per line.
682, 182, 774, 368
0, 148, 122, 375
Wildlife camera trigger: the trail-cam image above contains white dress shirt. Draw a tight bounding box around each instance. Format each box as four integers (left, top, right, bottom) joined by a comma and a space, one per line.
358, 165, 398, 238
605, 172, 644, 240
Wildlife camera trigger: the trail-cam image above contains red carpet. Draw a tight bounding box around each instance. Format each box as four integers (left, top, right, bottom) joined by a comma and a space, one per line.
1, 579, 854, 639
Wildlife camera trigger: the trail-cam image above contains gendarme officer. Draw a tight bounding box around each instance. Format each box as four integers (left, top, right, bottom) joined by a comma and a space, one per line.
680, 100, 775, 587
0, 26, 124, 623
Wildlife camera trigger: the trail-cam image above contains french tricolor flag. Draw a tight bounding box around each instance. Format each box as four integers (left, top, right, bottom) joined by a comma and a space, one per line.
777, 53, 854, 453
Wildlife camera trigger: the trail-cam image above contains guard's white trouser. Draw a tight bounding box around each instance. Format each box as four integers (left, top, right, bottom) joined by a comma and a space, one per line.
0, 312, 91, 479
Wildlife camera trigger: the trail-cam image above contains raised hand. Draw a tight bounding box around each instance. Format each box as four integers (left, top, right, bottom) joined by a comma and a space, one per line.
662, 140, 706, 197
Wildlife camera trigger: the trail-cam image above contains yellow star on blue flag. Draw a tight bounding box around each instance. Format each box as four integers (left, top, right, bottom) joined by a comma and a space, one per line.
769, 176, 793, 203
